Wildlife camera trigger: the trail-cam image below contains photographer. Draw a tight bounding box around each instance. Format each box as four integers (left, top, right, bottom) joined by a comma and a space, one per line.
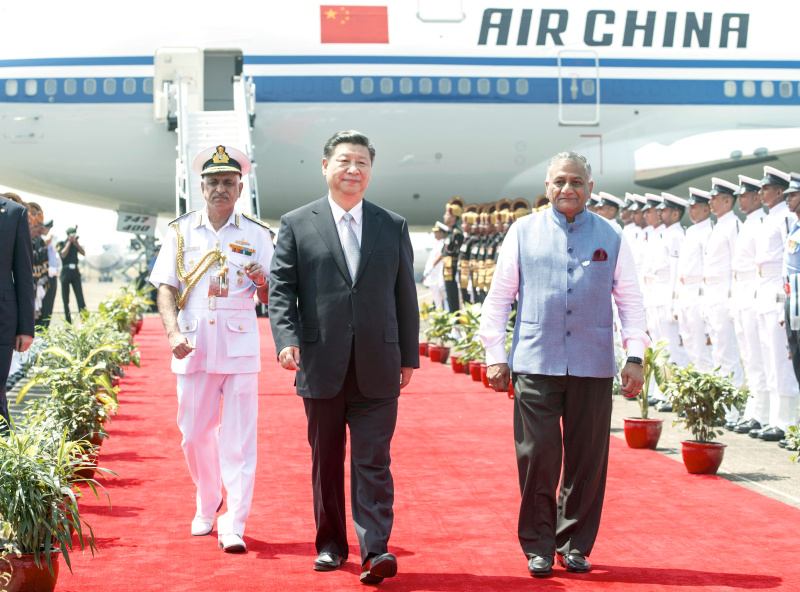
57, 226, 86, 323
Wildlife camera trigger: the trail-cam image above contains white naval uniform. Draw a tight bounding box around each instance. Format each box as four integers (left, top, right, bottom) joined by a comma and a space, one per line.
650, 222, 690, 368
641, 224, 664, 345
731, 208, 769, 424
703, 211, 744, 394
150, 208, 274, 537
423, 237, 446, 310
753, 201, 800, 430
676, 218, 713, 372
623, 223, 645, 278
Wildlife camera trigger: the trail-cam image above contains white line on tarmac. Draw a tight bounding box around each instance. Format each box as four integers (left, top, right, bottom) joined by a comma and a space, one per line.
718, 470, 800, 504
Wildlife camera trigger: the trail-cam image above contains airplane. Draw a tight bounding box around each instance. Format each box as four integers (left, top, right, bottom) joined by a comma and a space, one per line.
1, 0, 799, 228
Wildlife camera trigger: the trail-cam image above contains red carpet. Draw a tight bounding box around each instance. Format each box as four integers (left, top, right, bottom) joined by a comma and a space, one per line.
58, 318, 799, 591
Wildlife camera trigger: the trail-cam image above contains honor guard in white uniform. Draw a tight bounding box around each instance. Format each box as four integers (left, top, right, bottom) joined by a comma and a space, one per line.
676, 188, 714, 372
730, 175, 769, 434
654, 193, 691, 378
704, 178, 745, 407
597, 192, 624, 233
150, 145, 274, 553
624, 194, 647, 277
641, 194, 666, 348
587, 193, 600, 214
780, 173, 800, 442
752, 166, 800, 442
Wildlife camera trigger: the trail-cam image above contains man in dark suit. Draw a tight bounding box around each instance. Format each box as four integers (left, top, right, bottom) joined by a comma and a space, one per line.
0, 194, 35, 433
269, 130, 419, 585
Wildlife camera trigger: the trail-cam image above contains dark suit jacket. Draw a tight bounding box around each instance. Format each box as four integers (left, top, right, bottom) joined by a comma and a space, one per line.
0, 197, 35, 344
269, 197, 419, 399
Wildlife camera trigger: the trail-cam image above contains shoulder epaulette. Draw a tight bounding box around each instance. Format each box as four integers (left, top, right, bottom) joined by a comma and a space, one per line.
168, 210, 196, 226
242, 212, 270, 229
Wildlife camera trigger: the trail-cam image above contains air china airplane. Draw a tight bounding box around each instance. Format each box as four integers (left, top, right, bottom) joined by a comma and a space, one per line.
1, 1, 799, 225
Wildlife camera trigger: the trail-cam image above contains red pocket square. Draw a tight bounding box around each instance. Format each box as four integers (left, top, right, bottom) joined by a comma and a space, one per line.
592, 248, 608, 262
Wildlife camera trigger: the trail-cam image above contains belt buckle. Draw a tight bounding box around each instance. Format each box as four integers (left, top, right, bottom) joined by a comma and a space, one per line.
209, 296, 216, 311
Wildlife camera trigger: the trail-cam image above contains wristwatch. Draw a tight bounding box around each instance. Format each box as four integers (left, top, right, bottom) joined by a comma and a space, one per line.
626, 356, 643, 366
252, 277, 266, 288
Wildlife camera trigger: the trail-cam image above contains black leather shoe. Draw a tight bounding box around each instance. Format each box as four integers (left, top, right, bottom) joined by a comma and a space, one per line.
657, 402, 673, 412
778, 439, 789, 449
360, 553, 397, 585
759, 426, 785, 442
647, 396, 659, 407
527, 555, 554, 578
314, 551, 345, 572
557, 553, 592, 573
724, 421, 737, 431
734, 419, 761, 434
748, 426, 766, 438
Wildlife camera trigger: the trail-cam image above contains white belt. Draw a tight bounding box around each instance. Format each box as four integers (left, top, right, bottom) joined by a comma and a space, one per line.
67, 263, 77, 270
733, 270, 756, 281
758, 263, 783, 278
702, 275, 729, 285
680, 275, 702, 285
184, 297, 255, 311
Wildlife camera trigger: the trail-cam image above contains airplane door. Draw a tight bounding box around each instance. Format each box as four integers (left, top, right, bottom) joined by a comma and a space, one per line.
203, 49, 243, 111
557, 50, 600, 126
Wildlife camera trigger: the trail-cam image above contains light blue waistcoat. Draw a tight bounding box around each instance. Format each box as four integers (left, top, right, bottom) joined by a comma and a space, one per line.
509, 206, 622, 378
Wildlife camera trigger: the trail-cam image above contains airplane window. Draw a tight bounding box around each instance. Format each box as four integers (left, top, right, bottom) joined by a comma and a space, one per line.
477, 79, 490, 95
104, 78, 117, 95
458, 79, 471, 94
723, 81, 737, 97
760, 81, 774, 98
123, 78, 136, 95
779, 81, 792, 98
84, 79, 97, 95
400, 78, 413, 94
419, 78, 432, 95
5, 80, 18, 97
25, 80, 38, 96
341, 77, 355, 95
497, 79, 510, 95
742, 81, 755, 98
44, 79, 57, 96
516, 79, 529, 95
64, 79, 76, 95
380, 78, 393, 94
582, 79, 595, 96
438, 78, 452, 94
143, 78, 153, 95
360, 77, 374, 94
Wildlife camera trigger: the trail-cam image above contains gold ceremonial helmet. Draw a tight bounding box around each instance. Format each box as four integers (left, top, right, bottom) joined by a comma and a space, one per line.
486, 203, 498, 225
446, 196, 465, 218
533, 194, 551, 212
513, 197, 531, 218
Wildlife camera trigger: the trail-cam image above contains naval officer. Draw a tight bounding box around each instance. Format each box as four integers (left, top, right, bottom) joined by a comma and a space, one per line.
150, 145, 273, 553
480, 151, 648, 578
781, 173, 800, 439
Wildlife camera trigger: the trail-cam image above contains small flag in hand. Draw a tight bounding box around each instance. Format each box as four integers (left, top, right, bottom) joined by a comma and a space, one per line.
320, 5, 389, 44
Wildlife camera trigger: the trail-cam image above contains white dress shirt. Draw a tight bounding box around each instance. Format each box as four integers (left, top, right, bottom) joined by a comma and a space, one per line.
704, 211, 739, 280
478, 222, 649, 365
678, 218, 712, 284
328, 195, 363, 247
731, 209, 766, 276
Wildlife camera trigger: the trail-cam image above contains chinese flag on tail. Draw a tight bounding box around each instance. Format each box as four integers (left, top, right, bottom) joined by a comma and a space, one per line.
320, 5, 389, 43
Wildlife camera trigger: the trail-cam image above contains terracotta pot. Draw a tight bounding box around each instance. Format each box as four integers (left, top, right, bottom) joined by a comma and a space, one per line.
480, 364, 491, 388
468, 361, 482, 381
623, 418, 664, 450
428, 345, 442, 363
451, 357, 465, 373
438, 347, 450, 364
0, 550, 60, 592
419, 342, 428, 357
111, 376, 121, 387
681, 440, 727, 475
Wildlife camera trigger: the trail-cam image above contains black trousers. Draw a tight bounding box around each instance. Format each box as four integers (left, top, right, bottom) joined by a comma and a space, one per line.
303, 346, 398, 564
444, 279, 460, 312
785, 299, 800, 383
61, 271, 86, 324
0, 344, 14, 435
513, 373, 613, 558
39, 277, 58, 328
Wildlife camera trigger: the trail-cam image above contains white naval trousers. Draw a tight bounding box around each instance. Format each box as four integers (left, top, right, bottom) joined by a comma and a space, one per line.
705, 302, 744, 388
733, 305, 770, 425
677, 285, 712, 372
177, 371, 259, 537
756, 306, 800, 431
654, 305, 690, 368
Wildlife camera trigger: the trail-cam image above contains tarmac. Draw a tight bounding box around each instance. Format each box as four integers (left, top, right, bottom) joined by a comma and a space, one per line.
8, 280, 800, 511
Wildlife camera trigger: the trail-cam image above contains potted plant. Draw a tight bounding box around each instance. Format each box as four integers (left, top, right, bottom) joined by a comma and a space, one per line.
623, 341, 671, 450
418, 302, 436, 357
452, 304, 485, 381
663, 365, 748, 474
0, 416, 109, 589
423, 309, 456, 364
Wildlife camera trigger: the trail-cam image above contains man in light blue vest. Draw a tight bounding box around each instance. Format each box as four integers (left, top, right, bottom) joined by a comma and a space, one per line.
479, 151, 649, 578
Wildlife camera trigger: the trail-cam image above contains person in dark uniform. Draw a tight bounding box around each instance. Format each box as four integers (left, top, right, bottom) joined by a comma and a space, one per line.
58, 226, 86, 323
441, 197, 464, 312
40, 220, 60, 328
0, 193, 35, 433
27, 202, 49, 326
477, 203, 498, 301
458, 205, 479, 305
484, 201, 510, 292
